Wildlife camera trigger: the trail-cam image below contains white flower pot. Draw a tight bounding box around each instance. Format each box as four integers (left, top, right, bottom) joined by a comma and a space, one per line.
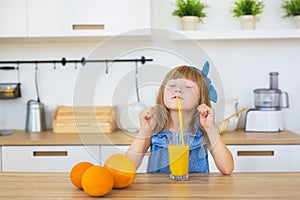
239, 15, 257, 30
180, 16, 199, 31
294, 15, 300, 29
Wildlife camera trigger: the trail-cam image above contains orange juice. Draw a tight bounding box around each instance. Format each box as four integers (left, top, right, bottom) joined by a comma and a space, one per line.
168, 144, 189, 176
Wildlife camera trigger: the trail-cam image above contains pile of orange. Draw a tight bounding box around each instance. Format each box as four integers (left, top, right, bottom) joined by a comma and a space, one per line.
104, 153, 136, 189
81, 165, 114, 197
69, 154, 136, 197
70, 161, 94, 189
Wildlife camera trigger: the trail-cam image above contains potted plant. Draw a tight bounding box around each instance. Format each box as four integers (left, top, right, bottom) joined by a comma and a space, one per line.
172, 0, 208, 30
231, 0, 265, 30
281, 0, 300, 28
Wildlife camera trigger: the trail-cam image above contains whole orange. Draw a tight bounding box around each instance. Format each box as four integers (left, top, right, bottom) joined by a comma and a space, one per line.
70, 161, 94, 189
104, 154, 136, 189
81, 165, 114, 197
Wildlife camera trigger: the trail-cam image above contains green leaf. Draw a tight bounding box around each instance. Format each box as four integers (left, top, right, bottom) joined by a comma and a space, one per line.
282, 0, 300, 17
231, 0, 265, 17
172, 0, 208, 22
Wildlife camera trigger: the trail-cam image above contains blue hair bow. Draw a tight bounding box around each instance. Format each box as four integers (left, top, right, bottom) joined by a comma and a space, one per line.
192, 61, 218, 103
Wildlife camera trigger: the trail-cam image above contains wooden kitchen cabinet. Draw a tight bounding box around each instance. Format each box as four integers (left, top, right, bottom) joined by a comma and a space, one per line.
1, 130, 300, 172
27, 0, 151, 37
1, 145, 100, 172
209, 145, 300, 172
229, 145, 300, 172
100, 145, 148, 173
0, 0, 27, 37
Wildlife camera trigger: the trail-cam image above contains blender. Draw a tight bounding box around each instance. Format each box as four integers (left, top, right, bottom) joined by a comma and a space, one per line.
245, 72, 289, 132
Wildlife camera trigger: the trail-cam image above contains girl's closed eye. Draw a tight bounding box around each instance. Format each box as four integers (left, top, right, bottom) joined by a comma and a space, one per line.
166, 81, 177, 88
167, 84, 176, 87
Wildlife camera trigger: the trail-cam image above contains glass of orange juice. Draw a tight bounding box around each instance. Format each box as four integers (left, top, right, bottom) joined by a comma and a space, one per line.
168, 132, 190, 181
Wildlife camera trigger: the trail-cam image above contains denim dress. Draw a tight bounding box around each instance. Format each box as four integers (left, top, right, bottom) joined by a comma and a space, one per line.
147, 126, 209, 173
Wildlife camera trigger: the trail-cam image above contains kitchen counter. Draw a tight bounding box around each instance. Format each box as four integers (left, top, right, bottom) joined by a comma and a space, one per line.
1, 129, 300, 146
0, 172, 299, 199
0, 130, 134, 146
221, 129, 300, 145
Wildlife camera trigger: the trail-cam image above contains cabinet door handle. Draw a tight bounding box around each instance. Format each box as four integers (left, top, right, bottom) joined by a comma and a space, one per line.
72, 24, 105, 30
237, 150, 274, 156
33, 151, 68, 157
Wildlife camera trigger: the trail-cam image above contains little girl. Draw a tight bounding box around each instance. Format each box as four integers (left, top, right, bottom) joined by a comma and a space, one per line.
126, 64, 234, 175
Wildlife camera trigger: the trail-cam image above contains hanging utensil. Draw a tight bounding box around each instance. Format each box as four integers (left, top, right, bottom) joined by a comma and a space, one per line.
0, 65, 21, 99
127, 61, 146, 128
119, 61, 146, 132
25, 64, 46, 132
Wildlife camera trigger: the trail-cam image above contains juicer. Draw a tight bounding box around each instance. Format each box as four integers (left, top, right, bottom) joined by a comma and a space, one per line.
245, 72, 289, 132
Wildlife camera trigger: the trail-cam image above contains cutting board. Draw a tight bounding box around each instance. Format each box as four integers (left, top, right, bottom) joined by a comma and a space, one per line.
53, 106, 117, 133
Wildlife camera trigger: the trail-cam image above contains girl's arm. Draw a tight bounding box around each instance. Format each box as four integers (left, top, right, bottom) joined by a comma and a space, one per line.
126, 134, 151, 169
206, 126, 234, 175
197, 104, 234, 175
126, 106, 157, 169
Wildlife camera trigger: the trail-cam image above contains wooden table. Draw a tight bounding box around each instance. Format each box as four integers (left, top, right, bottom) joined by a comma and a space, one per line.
0, 172, 299, 199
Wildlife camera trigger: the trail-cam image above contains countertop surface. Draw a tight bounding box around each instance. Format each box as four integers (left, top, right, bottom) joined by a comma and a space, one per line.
0, 172, 299, 199
1, 129, 300, 146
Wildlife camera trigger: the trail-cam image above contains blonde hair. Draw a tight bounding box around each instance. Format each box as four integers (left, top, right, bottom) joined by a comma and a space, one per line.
153, 65, 211, 135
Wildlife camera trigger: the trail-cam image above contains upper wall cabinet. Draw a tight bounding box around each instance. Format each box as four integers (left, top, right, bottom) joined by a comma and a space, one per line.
0, 0, 27, 37
27, 0, 151, 37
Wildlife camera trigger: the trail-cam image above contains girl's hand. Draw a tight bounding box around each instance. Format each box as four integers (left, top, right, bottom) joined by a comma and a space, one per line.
197, 104, 215, 131
138, 106, 157, 137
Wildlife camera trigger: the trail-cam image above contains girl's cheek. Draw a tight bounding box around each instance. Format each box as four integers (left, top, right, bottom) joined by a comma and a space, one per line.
163, 93, 170, 104
164, 89, 173, 97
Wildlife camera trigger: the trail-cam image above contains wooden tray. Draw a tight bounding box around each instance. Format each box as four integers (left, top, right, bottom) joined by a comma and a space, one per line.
53, 106, 117, 133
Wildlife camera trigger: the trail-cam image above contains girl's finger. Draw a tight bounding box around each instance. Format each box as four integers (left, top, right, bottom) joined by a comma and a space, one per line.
197, 104, 208, 114
141, 106, 155, 120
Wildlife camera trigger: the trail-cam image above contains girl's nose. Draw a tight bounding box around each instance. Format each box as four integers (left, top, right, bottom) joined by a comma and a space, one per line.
174, 88, 182, 93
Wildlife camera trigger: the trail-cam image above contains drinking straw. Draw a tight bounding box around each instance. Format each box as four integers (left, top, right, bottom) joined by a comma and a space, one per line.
176, 96, 185, 145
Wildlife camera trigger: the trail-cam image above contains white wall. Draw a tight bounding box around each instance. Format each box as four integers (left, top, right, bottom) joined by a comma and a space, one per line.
0, 0, 299, 134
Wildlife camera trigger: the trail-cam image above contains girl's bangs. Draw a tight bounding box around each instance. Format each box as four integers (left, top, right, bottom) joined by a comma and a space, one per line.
167, 66, 201, 82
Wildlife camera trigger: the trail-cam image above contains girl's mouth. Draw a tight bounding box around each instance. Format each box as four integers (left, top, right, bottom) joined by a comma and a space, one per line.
173, 96, 182, 99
